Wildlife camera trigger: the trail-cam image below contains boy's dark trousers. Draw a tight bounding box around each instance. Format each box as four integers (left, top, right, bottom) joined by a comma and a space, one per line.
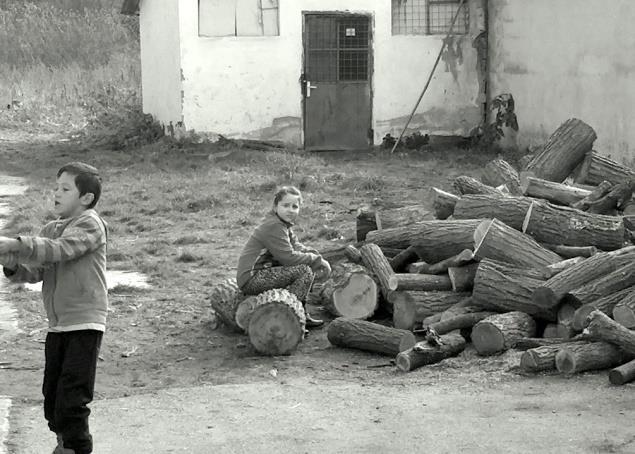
43, 330, 103, 454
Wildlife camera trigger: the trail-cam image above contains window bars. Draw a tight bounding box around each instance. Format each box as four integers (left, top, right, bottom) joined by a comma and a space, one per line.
392, 0, 469, 35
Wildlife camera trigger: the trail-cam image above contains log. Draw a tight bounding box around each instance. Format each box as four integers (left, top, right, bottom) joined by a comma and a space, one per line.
522, 200, 626, 250
520, 345, 564, 372
356, 205, 434, 241
326, 318, 416, 356
532, 246, 635, 309
447, 263, 479, 291
430, 187, 459, 220
520, 175, 590, 206
613, 290, 635, 329
343, 245, 363, 264
235, 295, 259, 331
321, 267, 379, 320
360, 243, 398, 298
390, 291, 470, 330
438, 298, 486, 320
429, 311, 496, 335
482, 158, 522, 195
541, 244, 597, 259
585, 310, 635, 355
582, 179, 635, 215
388, 245, 419, 272
575, 151, 635, 186
247, 289, 306, 356
572, 287, 635, 331
543, 257, 587, 278
453, 175, 503, 195
474, 218, 562, 268
565, 261, 635, 309
609, 359, 635, 385
453, 194, 533, 231
472, 259, 557, 321
394, 273, 452, 291
555, 341, 625, 374
208, 278, 244, 332
380, 247, 403, 258
542, 323, 576, 339
472, 311, 537, 355
424, 249, 475, 275
395, 331, 466, 372
407, 261, 430, 274
366, 219, 484, 260
421, 312, 443, 326
524, 118, 596, 182
571, 180, 613, 211
512, 335, 589, 350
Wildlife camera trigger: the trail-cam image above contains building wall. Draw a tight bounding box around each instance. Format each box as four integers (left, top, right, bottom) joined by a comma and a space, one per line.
489, 0, 635, 165
176, 0, 483, 146
139, 0, 182, 127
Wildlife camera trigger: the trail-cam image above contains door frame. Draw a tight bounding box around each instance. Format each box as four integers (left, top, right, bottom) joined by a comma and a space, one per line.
301, 11, 374, 151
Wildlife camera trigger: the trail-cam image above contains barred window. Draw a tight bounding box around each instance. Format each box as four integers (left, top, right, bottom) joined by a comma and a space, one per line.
392, 0, 469, 35
199, 0, 279, 37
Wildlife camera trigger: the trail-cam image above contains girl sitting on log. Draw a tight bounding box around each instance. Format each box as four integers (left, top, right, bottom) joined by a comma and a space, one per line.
236, 186, 331, 327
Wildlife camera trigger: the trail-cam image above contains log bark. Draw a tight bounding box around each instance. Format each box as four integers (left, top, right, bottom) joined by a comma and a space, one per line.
532, 246, 635, 309
543, 257, 587, 278
327, 318, 416, 356
555, 341, 625, 374
585, 310, 635, 356
572, 287, 635, 331
343, 245, 363, 264
582, 180, 635, 215
522, 200, 626, 250
542, 323, 576, 339
541, 244, 597, 259
571, 181, 613, 211
521, 175, 591, 206
321, 267, 379, 320
430, 187, 459, 220
524, 118, 596, 182
247, 289, 306, 356
520, 345, 564, 372
356, 205, 435, 241
235, 295, 259, 331
208, 278, 244, 332
394, 273, 452, 291
453, 175, 504, 195
565, 261, 635, 309
429, 311, 496, 335
360, 243, 398, 298
395, 331, 466, 372
512, 335, 589, 350
575, 150, 635, 186
448, 263, 479, 291
424, 249, 475, 275
453, 194, 533, 231
609, 359, 635, 385
472, 311, 537, 356
388, 245, 419, 272
407, 261, 430, 274
472, 259, 557, 321
482, 158, 522, 195
390, 290, 470, 330
474, 218, 562, 268
613, 290, 635, 329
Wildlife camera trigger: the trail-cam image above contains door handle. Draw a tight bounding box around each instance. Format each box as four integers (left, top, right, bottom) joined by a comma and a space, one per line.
305, 80, 317, 98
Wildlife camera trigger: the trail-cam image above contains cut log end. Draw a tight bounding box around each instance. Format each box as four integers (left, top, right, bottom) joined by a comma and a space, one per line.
330, 273, 378, 319
613, 305, 635, 329
554, 349, 576, 374
609, 368, 628, 385
471, 323, 505, 355
248, 302, 305, 356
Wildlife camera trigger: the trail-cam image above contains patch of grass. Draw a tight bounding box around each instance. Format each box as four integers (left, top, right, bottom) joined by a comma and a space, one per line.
175, 251, 202, 263
108, 284, 148, 295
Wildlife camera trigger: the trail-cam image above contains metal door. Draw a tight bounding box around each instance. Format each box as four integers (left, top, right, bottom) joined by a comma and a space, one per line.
302, 14, 372, 151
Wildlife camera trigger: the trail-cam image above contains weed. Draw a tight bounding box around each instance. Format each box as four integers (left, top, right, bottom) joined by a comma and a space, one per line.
176, 251, 201, 263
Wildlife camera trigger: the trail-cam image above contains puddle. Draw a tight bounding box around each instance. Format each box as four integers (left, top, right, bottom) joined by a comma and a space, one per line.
23, 270, 151, 293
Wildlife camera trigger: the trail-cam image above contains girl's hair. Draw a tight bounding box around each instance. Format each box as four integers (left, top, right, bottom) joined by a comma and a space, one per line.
273, 186, 303, 206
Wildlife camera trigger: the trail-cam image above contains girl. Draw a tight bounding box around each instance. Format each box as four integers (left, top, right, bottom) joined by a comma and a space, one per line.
236, 186, 331, 327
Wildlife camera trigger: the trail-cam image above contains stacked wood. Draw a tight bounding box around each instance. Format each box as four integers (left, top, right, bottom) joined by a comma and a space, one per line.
571, 286, 635, 331
430, 187, 459, 220
543, 256, 587, 278
447, 263, 479, 291
524, 118, 596, 182
512, 335, 589, 350
343, 245, 363, 264
522, 200, 626, 250
429, 310, 496, 335
541, 244, 596, 259
555, 341, 625, 374
208, 278, 244, 332
423, 249, 475, 275
453, 194, 533, 230
472, 259, 557, 321
472, 311, 536, 355
613, 290, 635, 329
366, 219, 484, 258
407, 261, 430, 274
396, 331, 467, 372
388, 245, 419, 272
474, 219, 562, 268
520, 345, 565, 372
564, 261, 635, 309
327, 318, 416, 356
453, 175, 504, 195
394, 273, 452, 291
390, 291, 470, 330
584, 310, 635, 355
575, 151, 635, 186
360, 243, 398, 299
571, 181, 613, 212
320, 263, 379, 319
482, 158, 522, 195
542, 323, 576, 339
356, 205, 434, 241
580, 179, 634, 215
609, 359, 635, 385
521, 175, 590, 206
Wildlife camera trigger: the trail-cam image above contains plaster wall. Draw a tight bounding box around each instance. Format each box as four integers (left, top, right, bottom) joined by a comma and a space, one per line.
489, 0, 635, 165
176, 0, 483, 146
139, 0, 182, 126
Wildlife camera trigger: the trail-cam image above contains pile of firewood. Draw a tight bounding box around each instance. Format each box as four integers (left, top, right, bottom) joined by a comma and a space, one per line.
323, 118, 635, 385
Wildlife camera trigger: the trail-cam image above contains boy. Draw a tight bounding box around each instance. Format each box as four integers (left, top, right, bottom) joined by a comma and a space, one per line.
0, 162, 108, 454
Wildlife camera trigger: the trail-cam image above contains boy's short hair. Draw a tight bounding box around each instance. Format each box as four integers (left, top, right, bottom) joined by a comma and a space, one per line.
57, 162, 102, 209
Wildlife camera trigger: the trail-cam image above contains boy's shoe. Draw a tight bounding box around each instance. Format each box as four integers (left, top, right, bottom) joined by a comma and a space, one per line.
305, 313, 324, 328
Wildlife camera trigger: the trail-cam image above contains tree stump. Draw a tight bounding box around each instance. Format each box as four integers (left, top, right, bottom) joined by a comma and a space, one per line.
565, 261, 635, 309
366, 219, 484, 262
520, 175, 591, 206
430, 187, 459, 220
453, 194, 533, 231
482, 158, 522, 195
321, 266, 379, 320
208, 278, 244, 332
395, 331, 467, 372
613, 290, 635, 329
609, 359, 635, 385
474, 218, 562, 268
524, 118, 596, 183
522, 200, 626, 250
472, 311, 537, 356
448, 263, 480, 291
572, 286, 635, 331
247, 289, 306, 356
585, 310, 635, 356
327, 318, 416, 356
394, 273, 452, 291
555, 341, 625, 374
575, 151, 635, 186
390, 291, 470, 330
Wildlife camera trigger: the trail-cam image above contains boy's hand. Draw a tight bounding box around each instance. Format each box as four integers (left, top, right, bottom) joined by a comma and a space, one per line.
0, 237, 20, 254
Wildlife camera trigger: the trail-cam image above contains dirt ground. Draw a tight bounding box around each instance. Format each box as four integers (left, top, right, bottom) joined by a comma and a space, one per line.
1, 130, 634, 453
